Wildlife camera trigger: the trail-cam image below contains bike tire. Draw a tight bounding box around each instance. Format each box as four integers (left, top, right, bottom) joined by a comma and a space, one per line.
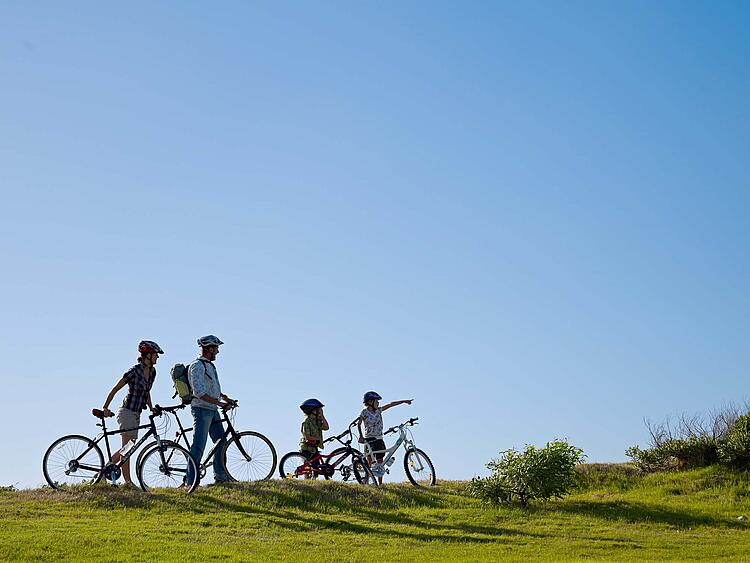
279, 452, 315, 479
137, 442, 198, 493
134, 440, 179, 488
43, 434, 104, 490
222, 431, 277, 482
328, 447, 373, 484
403, 447, 436, 487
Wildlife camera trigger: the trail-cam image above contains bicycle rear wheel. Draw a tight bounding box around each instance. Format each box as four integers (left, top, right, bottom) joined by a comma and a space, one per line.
137, 442, 198, 493
279, 452, 315, 479
222, 431, 277, 482
404, 447, 436, 487
328, 448, 373, 484
43, 435, 104, 489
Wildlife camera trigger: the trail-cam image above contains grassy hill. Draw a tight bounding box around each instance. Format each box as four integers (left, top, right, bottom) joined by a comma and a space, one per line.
2, 465, 750, 561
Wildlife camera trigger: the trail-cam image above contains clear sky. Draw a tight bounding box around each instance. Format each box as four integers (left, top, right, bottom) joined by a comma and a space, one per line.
1, 1, 748, 488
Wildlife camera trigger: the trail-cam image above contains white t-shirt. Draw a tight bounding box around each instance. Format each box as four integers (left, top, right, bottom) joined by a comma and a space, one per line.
360, 407, 383, 439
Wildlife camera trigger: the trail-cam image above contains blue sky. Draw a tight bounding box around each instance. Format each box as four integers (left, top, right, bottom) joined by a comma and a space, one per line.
1, 1, 748, 488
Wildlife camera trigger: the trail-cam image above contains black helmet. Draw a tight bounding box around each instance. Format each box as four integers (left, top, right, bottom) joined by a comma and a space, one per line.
300, 398, 324, 413
363, 391, 382, 403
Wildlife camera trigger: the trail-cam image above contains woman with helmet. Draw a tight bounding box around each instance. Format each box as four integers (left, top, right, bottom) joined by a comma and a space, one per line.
99, 340, 164, 486
299, 398, 329, 465
357, 391, 413, 485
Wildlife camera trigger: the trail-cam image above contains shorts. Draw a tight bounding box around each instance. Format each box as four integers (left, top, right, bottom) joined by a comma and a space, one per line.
116, 408, 141, 441
365, 438, 386, 463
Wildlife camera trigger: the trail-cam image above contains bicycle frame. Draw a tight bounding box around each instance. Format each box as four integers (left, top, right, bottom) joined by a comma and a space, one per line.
293, 447, 358, 477
167, 406, 253, 472
362, 421, 426, 476
288, 422, 364, 479
70, 414, 164, 476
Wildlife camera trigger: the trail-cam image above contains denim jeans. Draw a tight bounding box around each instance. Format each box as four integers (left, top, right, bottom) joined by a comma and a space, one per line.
186, 406, 229, 485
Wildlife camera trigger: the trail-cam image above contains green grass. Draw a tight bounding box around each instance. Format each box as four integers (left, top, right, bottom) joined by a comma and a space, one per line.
2, 465, 750, 561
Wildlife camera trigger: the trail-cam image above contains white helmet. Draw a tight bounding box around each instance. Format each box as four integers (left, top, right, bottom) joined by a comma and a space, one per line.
197, 335, 224, 347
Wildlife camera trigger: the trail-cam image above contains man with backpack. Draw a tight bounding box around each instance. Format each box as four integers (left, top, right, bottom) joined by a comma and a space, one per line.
185, 335, 236, 486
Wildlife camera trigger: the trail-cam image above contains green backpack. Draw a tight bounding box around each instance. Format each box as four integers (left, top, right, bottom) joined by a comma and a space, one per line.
171, 359, 211, 404
170, 363, 192, 404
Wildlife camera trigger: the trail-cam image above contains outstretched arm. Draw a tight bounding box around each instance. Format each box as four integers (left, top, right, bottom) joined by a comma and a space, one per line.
380, 399, 413, 412
357, 417, 365, 443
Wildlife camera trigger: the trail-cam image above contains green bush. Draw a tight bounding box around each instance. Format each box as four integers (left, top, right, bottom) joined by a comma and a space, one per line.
626, 436, 719, 473
468, 440, 585, 507
719, 412, 750, 470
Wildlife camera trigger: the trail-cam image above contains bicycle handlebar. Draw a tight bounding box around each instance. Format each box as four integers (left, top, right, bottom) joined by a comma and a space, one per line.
221, 399, 239, 411
152, 404, 186, 416
383, 417, 419, 435
324, 428, 351, 444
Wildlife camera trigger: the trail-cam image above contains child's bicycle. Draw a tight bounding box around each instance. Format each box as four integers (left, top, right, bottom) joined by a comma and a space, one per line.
135, 400, 277, 483
279, 420, 374, 483
362, 417, 436, 487
42, 404, 199, 493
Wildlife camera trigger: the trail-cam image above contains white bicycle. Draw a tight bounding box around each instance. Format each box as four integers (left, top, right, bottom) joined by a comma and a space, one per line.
362, 417, 436, 487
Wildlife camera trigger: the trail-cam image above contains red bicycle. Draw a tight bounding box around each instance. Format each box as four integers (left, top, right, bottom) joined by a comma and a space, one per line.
279, 420, 374, 483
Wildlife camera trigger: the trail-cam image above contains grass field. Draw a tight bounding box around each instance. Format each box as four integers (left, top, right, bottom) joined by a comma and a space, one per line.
2, 465, 749, 561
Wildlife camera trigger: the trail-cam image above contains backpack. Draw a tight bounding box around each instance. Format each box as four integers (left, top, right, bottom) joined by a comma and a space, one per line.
171, 363, 192, 404
171, 359, 212, 405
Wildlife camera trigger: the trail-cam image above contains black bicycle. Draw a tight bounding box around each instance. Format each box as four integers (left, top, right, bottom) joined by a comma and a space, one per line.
42, 405, 198, 493
278, 419, 374, 483
136, 400, 277, 483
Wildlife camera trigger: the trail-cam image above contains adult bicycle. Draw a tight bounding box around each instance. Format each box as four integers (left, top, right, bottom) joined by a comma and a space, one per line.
136, 400, 276, 483
279, 419, 374, 483
362, 417, 436, 487
42, 405, 198, 493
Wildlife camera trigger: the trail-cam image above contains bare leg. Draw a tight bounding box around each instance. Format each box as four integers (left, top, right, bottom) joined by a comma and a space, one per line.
111, 435, 133, 485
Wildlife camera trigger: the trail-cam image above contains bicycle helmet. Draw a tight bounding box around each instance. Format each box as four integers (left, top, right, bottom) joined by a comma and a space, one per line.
300, 398, 324, 413
138, 340, 164, 354
197, 335, 224, 347
363, 391, 382, 403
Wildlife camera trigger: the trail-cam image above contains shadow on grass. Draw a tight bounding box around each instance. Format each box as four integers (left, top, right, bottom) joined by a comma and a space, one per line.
196, 480, 453, 511
183, 493, 544, 544
553, 500, 746, 530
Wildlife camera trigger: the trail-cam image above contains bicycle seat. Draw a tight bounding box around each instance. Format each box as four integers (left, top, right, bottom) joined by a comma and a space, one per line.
91, 408, 113, 419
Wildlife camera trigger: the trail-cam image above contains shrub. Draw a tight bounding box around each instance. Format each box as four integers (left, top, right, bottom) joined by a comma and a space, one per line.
719, 412, 750, 470
626, 436, 719, 473
468, 440, 585, 507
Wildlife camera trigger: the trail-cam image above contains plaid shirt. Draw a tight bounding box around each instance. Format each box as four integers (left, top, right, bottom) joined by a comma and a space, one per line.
120, 361, 156, 412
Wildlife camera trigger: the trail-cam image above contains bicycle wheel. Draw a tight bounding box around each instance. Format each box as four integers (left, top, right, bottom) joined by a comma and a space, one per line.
328, 448, 373, 484
222, 431, 277, 482
134, 440, 181, 489
43, 435, 104, 490
279, 452, 315, 479
403, 447, 436, 487
137, 442, 198, 493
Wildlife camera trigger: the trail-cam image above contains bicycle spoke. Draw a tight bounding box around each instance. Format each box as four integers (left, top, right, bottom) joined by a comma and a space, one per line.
138, 444, 194, 490
224, 432, 276, 482
43, 436, 104, 489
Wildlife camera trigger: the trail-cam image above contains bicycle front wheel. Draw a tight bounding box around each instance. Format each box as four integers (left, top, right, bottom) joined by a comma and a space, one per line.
43, 435, 104, 490
404, 448, 436, 487
223, 431, 277, 482
137, 443, 198, 493
279, 452, 315, 479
